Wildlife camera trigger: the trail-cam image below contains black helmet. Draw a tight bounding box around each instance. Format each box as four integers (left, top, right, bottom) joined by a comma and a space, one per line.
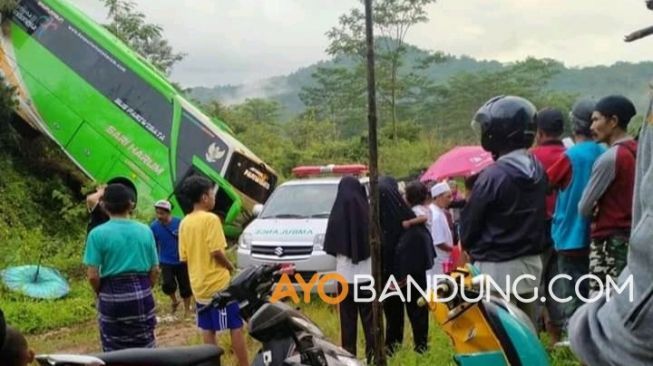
570, 99, 596, 137
472, 95, 537, 157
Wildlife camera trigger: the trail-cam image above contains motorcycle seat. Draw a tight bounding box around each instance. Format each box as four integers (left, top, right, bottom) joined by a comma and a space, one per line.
95, 345, 223, 366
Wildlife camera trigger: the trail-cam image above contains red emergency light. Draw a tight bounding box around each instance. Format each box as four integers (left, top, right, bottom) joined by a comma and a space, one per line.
292, 164, 368, 178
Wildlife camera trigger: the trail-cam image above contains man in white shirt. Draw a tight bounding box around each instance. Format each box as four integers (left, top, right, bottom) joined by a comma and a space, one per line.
428, 182, 454, 287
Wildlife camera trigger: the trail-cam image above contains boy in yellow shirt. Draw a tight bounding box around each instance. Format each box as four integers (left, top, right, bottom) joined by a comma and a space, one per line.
178, 176, 248, 366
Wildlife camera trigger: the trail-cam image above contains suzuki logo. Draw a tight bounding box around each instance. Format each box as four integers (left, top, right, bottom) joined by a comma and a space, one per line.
274, 247, 284, 257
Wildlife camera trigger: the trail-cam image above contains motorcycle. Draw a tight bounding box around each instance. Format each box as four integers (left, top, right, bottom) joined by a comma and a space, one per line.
35, 264, 361, 366
419, 264, 549, 366
206, 263, 361, 366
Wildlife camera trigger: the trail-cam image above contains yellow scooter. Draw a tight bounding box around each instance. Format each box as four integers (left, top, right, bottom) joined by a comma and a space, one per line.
420, 264, 549, 366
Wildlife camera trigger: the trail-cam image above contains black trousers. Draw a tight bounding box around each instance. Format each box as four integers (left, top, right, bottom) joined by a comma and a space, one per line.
160, 263, 192, 298
338, 282, 375, 361
383, 273, 429, 354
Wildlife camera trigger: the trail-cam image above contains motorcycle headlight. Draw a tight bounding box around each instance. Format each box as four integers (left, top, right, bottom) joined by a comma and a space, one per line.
313, 234, 325, 251
239, 233, 252, 249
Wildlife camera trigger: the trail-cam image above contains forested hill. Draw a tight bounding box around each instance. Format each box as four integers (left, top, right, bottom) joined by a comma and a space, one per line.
190, 43, 653, 121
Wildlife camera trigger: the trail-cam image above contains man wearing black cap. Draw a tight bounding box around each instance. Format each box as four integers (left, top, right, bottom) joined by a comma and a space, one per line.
530, 107, 567, 343
578, 95, 637, 294
547, 98, 606, 339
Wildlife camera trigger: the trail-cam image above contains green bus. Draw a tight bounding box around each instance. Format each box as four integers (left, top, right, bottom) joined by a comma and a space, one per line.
0, 0, 278, 238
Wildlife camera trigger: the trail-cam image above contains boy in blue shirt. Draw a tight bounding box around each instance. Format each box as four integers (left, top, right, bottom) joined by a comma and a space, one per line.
151, 200, 192, 317
547, 99, 605, 338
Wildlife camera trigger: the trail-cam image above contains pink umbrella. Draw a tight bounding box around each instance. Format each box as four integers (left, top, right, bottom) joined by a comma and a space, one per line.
420, 145, 494, 182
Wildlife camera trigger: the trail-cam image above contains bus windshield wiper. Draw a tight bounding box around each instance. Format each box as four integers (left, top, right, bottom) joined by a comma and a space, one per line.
309, 212, 330, 218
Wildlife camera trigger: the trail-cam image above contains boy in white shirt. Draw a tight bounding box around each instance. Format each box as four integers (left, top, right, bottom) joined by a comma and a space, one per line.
428, 182, 455, 284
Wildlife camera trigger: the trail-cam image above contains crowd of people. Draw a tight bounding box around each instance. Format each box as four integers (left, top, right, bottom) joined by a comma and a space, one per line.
82, 175, 249, 365
0, 92, 649, 366
321, 93, 645, 363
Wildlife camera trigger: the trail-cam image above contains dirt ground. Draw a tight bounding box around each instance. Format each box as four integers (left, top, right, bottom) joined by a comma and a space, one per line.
29, 315, 201, 354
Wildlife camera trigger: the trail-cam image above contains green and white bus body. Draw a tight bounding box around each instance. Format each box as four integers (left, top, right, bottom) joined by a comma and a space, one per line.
0, 0, 277, 238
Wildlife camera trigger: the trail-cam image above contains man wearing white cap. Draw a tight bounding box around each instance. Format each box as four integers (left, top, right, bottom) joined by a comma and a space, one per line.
428, 182, 454, 283
150, 200, 192, 317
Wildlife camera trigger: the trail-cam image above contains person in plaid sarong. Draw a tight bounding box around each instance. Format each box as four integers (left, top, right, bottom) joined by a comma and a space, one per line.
84, 183, 160, 351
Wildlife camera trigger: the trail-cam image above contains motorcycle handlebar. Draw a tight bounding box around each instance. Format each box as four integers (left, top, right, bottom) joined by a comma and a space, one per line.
416, 274, 490, 306
204, 264, 295, 311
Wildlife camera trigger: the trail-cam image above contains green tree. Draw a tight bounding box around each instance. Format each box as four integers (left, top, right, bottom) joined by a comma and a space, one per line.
285, 115, 338, 150
102, 0, 185, 75
231, 98, 281, 124
0, 0, 16, 15
298, 65, 367, 137
326, 0, 438, 138
415, 58, 574, 142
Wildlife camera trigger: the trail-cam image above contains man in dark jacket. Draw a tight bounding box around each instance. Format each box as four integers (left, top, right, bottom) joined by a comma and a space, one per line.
461, 95, 548, 324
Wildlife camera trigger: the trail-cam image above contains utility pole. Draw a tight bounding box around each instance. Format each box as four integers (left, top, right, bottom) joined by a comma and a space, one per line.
364, 0, 386, 365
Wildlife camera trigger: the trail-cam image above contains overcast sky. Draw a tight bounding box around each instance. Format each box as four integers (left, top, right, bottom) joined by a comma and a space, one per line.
74, 0, 653, 88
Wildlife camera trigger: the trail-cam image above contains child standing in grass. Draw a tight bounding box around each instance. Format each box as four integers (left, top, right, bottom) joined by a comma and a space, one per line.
178, 176, 248, 366
83, 183, 159, 351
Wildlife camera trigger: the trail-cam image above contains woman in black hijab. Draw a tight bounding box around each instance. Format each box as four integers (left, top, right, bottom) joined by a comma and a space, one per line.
324, 176, 375, 362
379, 176, 432, 354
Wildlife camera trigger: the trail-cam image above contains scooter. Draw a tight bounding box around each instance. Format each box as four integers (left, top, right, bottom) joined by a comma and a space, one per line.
207, 263, 361, 366
419, 263, 549, 366
35, 264, 361, 366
